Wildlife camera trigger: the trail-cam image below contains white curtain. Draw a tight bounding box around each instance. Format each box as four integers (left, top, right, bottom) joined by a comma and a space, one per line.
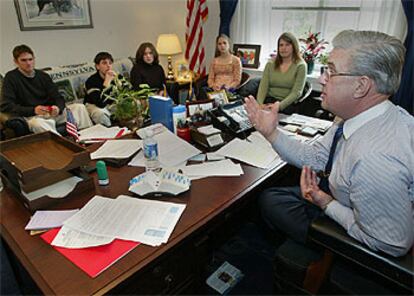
231, 0, 407, 69
358, 0, 407, 40
230, 0, 272, 68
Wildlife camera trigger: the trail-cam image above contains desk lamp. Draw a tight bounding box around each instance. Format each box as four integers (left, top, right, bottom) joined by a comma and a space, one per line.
156, 34, 182, 81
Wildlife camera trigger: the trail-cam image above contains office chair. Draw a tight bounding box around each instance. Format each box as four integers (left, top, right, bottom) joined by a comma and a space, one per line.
273, 216, 413, 295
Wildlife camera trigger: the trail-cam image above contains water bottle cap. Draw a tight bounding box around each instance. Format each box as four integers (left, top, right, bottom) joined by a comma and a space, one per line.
173, 105, 186, 113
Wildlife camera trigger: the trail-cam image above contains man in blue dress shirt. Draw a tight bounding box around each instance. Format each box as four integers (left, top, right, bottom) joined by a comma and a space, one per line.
245, 30, 413, 257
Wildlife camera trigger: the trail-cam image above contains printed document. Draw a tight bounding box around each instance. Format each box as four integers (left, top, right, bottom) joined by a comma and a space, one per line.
181, 159, 243, 178
51, 225, 115, 249
63, 195, 186, 246
78, 124, 129, 143
90, 139, 142, 160
215, 137, 278, 169
279, 113, 333, 132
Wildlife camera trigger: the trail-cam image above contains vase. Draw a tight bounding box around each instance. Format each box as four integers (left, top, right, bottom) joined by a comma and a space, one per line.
306, 61, 315, 75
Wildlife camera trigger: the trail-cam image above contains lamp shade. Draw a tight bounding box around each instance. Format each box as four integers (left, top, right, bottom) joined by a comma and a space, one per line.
156, 34, 182, 55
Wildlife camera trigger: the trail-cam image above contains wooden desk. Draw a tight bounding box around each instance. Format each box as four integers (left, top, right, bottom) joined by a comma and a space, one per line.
1, 149, 286, 294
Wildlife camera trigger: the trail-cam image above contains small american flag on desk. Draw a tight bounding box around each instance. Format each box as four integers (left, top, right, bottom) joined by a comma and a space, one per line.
66, 109, 79, 142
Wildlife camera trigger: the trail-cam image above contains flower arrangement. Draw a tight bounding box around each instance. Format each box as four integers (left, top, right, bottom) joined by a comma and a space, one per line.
299, 30, 328, 63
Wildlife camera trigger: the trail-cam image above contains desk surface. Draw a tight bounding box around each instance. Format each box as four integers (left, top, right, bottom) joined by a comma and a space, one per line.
0, 144, 286, 295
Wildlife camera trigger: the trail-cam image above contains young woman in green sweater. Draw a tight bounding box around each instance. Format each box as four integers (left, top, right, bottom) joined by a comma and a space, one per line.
257, 32, 307, 112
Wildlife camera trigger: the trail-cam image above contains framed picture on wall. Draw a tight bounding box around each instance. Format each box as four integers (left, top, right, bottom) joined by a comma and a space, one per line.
14, 0, 93, 31
233, 44, 261, 69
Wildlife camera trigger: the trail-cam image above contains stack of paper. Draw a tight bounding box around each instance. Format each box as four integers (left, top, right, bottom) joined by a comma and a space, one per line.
129, 169, 191, 196
78, 124, 129, 143
54, 195, 186, 247
279, 113, 333, 132
25, 209, 79, 231
90, 139, 142, 160
181, 159, 243, 179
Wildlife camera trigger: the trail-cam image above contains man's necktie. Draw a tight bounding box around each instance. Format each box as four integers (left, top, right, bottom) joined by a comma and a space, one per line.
318, 123, 344, 195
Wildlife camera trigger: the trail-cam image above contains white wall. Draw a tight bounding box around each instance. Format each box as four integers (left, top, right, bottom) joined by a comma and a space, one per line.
0, 0, 219, 74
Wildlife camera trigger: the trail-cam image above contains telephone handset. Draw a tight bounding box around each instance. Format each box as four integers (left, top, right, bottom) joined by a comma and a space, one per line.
208, 100, 254, 139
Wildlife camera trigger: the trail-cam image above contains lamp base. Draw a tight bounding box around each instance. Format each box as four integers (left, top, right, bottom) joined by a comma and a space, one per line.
166, 56, 174, 81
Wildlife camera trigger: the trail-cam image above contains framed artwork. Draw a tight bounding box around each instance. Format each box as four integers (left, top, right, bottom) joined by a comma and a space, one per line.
186, 99, 214, 116
233, 44, 261, 69
207, 90, 228, 106
14, 0, 93, 31
175, 60, 192, 83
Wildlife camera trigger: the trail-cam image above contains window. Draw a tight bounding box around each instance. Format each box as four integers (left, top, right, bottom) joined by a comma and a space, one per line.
231, 0, 406, 69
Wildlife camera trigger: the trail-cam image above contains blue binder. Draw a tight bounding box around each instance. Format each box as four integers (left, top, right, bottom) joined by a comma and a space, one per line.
149, 96, 174, 132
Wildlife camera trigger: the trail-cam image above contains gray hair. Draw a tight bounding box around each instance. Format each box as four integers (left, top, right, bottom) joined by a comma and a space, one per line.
332, 30, 405, 95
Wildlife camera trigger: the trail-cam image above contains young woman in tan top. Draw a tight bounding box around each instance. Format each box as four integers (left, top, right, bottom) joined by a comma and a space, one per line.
207, 34, 242, 91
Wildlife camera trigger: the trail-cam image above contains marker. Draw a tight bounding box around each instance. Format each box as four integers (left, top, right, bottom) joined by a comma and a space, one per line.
96, 160, 109, 186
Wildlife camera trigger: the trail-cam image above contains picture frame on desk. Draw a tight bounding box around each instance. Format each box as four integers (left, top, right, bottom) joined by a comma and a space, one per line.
207, 90, 228, 106
233, 44, 261, 69
186, 99, 214, 116
175, 60, 192, 83
14, 0, 93, 31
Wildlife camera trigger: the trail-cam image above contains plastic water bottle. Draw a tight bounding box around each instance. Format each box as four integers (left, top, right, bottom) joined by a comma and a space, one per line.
143, 130, 160, 172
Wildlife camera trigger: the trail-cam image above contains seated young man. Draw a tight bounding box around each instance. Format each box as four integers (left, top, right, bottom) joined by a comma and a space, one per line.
0, 45, 92, 134
84, 52, 122, 126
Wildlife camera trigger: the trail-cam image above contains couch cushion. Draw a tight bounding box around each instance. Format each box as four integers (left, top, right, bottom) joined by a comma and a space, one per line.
45, 58, 134, 104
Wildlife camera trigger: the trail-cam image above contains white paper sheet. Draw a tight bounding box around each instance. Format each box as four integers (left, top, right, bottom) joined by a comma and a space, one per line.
215, 138, 277, 169
25, 209, 79, 230
22, 176, 83, 201
279, 113, 333, 132
128, 150, 187, 169
206, 153, 226, 161
51, 225, 115, 249
63, 195, 186, 246
137, 124, 201, 167
182, 159, 243, 177
78, 124, 129, 142
90, 139, 142, 160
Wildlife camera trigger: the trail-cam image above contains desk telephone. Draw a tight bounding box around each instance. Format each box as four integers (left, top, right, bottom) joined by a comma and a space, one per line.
208, 100, 254, 139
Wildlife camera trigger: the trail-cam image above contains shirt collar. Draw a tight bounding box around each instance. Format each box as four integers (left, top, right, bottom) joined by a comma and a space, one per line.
343, 100, 392, 140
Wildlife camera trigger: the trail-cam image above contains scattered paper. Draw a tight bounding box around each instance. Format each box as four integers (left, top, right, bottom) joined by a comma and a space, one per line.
182, 159, 243, 178
215, 138, 277, 169
197, 125, 221, 135
189, 153, 206, 162
78, 124, 129, 143
51, 225, 114, 249
22, 176, 83, 201
90, 139, 142, 160
63, 195, 186, 246
25, 209, 79, 230
279, 113, 333, 132
206, 153, 226, 161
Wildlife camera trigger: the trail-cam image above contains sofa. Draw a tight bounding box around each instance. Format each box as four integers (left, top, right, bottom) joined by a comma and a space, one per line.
0, 58, 134, 140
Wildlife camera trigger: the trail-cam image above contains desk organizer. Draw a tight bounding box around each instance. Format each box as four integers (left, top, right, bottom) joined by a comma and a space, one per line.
0, 131, 95, 212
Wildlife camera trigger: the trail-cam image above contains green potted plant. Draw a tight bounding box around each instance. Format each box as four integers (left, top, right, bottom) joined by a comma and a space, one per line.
102, 76, 156, 130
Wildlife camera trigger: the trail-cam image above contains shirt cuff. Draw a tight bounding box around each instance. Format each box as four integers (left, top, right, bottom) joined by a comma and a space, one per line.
324, 200, 355, 231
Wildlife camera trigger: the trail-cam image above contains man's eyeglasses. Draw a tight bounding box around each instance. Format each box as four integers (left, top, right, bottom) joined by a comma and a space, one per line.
322, 68, 361, 81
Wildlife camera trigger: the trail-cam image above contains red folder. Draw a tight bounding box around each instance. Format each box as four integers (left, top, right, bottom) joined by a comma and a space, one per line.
41, 228, 139, 278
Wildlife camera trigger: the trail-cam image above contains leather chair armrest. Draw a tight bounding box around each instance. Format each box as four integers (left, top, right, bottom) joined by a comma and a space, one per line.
308, 216, 413, 291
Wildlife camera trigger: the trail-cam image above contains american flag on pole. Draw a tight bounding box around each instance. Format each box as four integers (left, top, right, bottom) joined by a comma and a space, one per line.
185, 0, 208, 77
66, 109, 79, 142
